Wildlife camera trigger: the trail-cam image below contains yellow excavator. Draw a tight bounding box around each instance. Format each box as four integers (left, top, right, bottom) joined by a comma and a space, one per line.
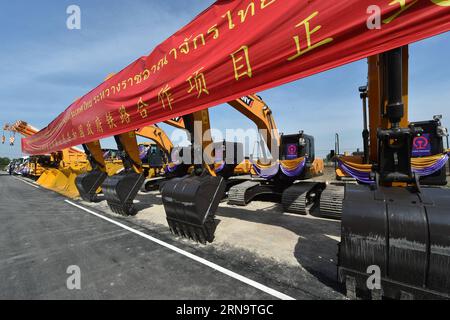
335, 83, 448, 186
226, 95, 325, 215
76, 116, 193, 210
337, 46, 450, 299
160, 95, 325, 242
135, 124, 181, 191
4, 120, 90, 198
160, 108, 236, 243
75, 131, 145, 214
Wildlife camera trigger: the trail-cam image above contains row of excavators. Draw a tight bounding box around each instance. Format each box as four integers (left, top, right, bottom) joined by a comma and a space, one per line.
6, 44, 450, 299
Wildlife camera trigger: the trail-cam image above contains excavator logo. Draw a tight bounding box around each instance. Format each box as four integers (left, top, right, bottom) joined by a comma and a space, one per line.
286, 143, 298, 160
240, 96, 254, 107
412, 134, 431, 156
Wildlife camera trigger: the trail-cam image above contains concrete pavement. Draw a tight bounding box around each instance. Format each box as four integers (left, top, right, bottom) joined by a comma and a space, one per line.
0, 172, 344, 300
0, 173, 280, 299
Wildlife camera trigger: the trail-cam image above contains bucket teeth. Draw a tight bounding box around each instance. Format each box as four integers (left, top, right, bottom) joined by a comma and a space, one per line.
162, 175, 226, 244
102, 172, 145, 216
167, 218, 215, 244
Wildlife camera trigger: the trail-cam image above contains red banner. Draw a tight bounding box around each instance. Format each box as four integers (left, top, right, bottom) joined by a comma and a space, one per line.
22, 0, 450, 155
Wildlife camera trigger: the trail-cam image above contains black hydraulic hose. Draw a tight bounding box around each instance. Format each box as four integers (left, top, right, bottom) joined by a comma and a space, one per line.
385, 48, 404, 128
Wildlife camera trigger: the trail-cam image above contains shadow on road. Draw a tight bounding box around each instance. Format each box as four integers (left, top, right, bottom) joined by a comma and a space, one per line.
134, 191, 162, 211
217, 203, 344, 293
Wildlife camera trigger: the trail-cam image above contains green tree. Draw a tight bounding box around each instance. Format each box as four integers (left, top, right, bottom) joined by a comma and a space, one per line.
0, 157, 11, 165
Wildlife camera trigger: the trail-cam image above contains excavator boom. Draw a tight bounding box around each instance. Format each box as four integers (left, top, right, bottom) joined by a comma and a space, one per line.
136, 125, 174, 157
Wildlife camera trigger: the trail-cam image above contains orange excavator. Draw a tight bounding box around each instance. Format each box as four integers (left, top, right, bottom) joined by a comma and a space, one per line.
160, 108, 235, 243
75, 116, 185, 204
335, 46, 450, 299
135, 123, 186, 191
160, 95, 325, 242
226, 95, 325, 215
85, 110, 241, 216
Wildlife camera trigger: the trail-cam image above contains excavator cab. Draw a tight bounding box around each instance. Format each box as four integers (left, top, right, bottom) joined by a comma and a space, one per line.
279, 132, 316, 180
75, 141, 108, 202
161, 110, 227, 243
102, 132, 145, 215
338, 47, 450, 299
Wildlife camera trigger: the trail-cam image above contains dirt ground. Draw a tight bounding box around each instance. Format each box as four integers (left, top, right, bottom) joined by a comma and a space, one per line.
78, 165, 345, 299
82, 166, 342, 267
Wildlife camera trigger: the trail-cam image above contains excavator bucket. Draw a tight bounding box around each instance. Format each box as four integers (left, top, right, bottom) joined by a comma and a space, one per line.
60, 166, 83, 198
75, 142, 109, 202
161, 175, 226, 243
75, 169, 107, 202
339, 48, 450, 299
339, 184, 450, 299
101, 133, 145, 216
102, 171, 145, 215
37, 168, 69, 191
36, 167, 83, 198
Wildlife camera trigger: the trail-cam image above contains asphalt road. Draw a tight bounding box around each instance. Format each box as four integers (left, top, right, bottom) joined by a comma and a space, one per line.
0, 173, 284, 300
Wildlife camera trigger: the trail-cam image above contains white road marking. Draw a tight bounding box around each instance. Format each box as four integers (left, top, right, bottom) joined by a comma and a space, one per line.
65, 199, 295, 300
325, 234, 341, 242
14, 177, 40, 189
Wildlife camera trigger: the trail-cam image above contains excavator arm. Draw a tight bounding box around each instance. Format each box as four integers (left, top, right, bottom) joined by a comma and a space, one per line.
136, 125, 174, 159
6, 120, 85, 156
227, 95, 280, 154
161, 109, 227, 243
4, 120, 91, 198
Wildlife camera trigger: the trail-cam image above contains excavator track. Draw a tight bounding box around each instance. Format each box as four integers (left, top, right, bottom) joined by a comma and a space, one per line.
227, 181, 278, 206
282, 182, 325, 215
227, 181, 260, 206
318, 184, 345, 219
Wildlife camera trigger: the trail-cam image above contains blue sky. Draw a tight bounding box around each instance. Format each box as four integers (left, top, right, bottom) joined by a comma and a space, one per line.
1, 1, 449, 159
